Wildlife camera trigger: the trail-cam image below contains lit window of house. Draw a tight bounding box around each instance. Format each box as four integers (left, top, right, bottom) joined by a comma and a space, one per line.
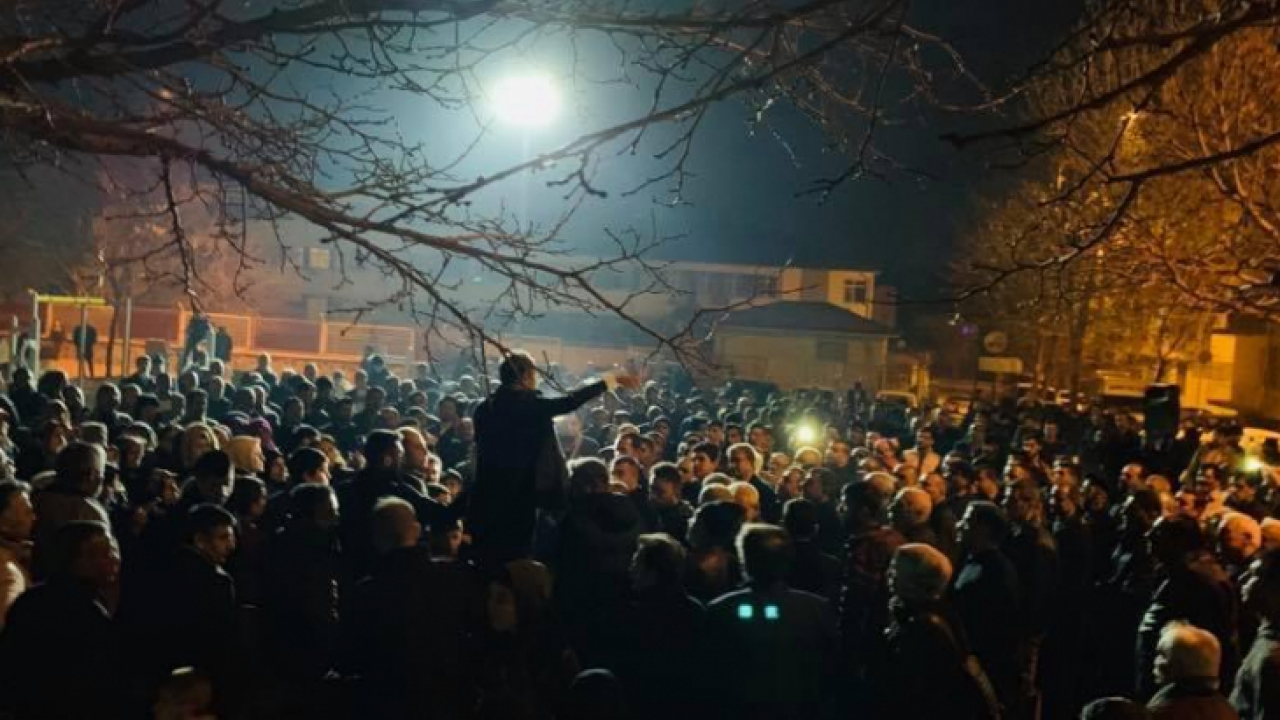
843, 278, 869, 304
306, 247, 331, 271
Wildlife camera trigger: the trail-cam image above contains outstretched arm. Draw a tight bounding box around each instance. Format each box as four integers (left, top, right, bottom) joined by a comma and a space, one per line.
533, 373, 642, 420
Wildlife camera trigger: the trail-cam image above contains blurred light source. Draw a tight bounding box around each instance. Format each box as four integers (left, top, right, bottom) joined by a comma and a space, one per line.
491, 72, 561, 128
794, 425, 818, 444
1244, 457, 1265, 473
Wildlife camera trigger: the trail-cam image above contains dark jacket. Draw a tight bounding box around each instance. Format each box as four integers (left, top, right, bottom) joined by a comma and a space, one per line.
953, 546, 1023, 705
623, 588, 707, 720
814, 500, 845, 556
749, 475, 781, 524
787, 539, 841, 603
655, 500, 694, 544
839, 525, 905, 667
875, 600, 993, 720
705, 584, 837, 720
469, 381, 608, 565
1003, 524, 1059, 638
262, 522, 342, 680
152, 546, 238, 686
552, 492, 642, 607
336, 467, 445, 579
1138, 553, 1239, 700
1149, 679, 1239, 720
342, 546, 486, 720
1232, 620, 1280, 720
0, 578, 124, 719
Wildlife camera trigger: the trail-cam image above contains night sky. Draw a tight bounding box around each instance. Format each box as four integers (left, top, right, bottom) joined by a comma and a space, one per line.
0, 0, 1085, 307
627, 0, 1087, 300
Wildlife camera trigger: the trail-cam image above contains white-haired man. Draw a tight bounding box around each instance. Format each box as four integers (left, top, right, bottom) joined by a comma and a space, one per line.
1148, 621, 1237, 719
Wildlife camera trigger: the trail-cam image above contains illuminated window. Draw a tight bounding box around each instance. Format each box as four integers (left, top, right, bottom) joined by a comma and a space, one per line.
305, 247, 331, 271
764, 604, 780, 621
843, 278, 868, 304
737, 604, 754, 620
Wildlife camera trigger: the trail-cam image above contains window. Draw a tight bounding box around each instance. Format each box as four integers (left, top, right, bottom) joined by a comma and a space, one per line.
843, 278, 869, 304
758, 275, 779, 297
305, 247, 331, 271
816, 340, 847, 362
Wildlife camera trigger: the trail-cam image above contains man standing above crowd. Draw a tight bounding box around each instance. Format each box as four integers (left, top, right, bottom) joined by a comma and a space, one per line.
468, 351, 637, 566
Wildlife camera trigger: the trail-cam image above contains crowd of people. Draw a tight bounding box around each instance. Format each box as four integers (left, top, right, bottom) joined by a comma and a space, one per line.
0, 346, 1277, 720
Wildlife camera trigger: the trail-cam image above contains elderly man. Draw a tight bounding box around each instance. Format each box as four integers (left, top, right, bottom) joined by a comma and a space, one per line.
1147, 622, 1238, 719
1218, 513, 1262, 581
888, 487, 937, 548
875, 543, 999, 720
1261, 519, 1280, 553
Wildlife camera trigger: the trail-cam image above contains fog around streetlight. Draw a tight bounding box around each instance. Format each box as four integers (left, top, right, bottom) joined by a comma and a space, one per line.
490, 72, 562, 128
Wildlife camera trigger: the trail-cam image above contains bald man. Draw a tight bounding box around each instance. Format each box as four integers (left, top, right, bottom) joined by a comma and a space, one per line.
888, 487, 937, 548
1218, 512, 1262, 580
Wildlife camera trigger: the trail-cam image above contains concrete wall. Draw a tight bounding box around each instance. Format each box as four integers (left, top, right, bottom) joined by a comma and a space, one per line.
248, 244, 885, 327
713, 328, 888, 390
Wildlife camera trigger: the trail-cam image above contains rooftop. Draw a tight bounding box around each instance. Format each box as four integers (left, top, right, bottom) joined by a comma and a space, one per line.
719, 301, 895, 336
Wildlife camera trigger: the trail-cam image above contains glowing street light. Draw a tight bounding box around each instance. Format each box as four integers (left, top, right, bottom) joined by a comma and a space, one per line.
794, 424, 818, 445
490, 71, 561, 128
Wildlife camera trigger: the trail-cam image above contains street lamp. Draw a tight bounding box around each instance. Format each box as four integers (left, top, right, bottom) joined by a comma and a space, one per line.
490, 71, 561, 128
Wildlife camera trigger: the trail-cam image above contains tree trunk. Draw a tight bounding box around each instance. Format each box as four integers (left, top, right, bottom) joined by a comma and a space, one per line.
1067, 297, 1092, 399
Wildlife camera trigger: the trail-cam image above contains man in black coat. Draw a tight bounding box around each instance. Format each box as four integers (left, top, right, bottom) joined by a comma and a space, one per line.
782, 498, 841, 603
342, 496, 486, 720
336, 430, 446, 580
1234, 546, 1280, 719
704, 524, 837, 720
0, 521, 125, 720
262, 484, 342, 685
1137, 514, 1238, 701
467, 352, 637, 566
953, 500, 1023, 709
151, 505, 240, 698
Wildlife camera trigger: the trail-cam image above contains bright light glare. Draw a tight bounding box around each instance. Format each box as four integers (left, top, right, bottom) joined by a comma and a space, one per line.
794, 425, 818, 444
1245, 457, 1265, 472
490, 72, 561, 128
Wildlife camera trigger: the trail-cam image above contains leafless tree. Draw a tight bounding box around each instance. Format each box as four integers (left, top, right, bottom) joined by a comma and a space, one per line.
0, 0, 974, 369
